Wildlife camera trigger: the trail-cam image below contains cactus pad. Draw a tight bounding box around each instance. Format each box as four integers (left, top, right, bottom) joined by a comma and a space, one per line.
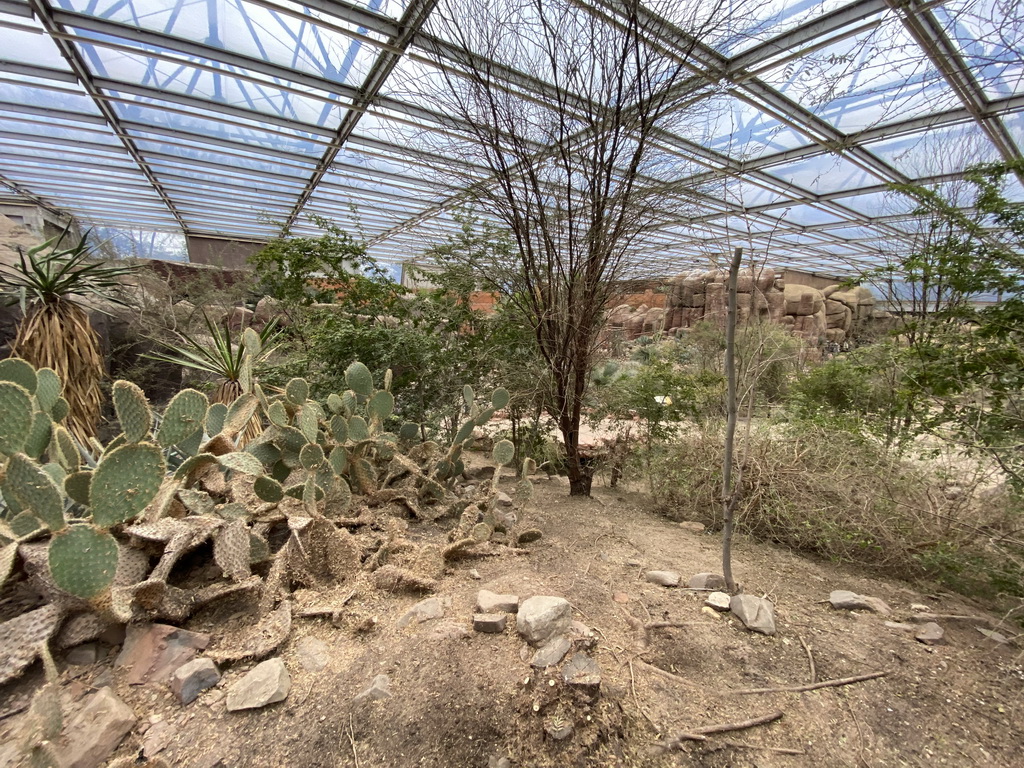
491, 387, 510, 409
217, 452, 264, 476
223, 393, 258, 438
0, 357, 36, 394
330, 414, 348, 443
49, 396, 69, 423
24, 411, 52, 460
492, 439, 515, 466
398, 422, 420, 441
158, 389, 208, 447
2, 453, 64, 531
285, 378, 309, 405
214, 518, 250, 582
0, 381, 32, 455
368, 390, 395, 422
244, 440, 280, 467
253, 476, 284, 502
206, 402, 227, 436
53, 426, 79, 470
48, 525, 119, 599
299, 406, 319, 444
327, 393, 344, 414
328, 445, 348, 475
348, 416, 369, 442
34, 368, 61, 413
300, 443, 325, 469
344, 362, 373, 397
454, 419, 475, 445
112, 380, 152, 443
90, 443, 166, 526
462, 385, 474, 409
268, 400, 289, 427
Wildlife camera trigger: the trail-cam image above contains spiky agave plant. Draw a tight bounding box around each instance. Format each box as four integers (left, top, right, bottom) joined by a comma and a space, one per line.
145, 312, 281, 445
0, 227, 137, 446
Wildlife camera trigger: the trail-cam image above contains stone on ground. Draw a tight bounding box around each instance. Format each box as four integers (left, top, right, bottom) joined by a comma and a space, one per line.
142, 720, 175, 758
225, 658, 291, 711
60, 687, 137, 768
170, 657, 220, 704
829, 590, 891, 615
295, 636, 330, 672
115, 623, 210, 685
645, 570, 681, 587
476, 589, 520, 614
705, 591, 731, 611
398, 597, 447, 628
517, 529, 543, 544
473, 613, 507, 633
915, 622, 946, 645
353, 674, 391, 703
530, 636, 571, 668
517, 596, 572, 646
730, 594, 777, 635
66, 643, 100, 665
562, 654, 601, 697
689, 573, 727, 590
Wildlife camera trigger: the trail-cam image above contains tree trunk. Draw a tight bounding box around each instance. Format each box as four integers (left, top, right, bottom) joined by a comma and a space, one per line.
722, 247, 743, 594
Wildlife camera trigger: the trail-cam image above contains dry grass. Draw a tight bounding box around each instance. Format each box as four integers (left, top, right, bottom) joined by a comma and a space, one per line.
13, 299, 102, 446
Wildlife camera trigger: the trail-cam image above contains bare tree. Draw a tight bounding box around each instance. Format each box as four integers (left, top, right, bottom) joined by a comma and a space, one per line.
411, 0, 748, 495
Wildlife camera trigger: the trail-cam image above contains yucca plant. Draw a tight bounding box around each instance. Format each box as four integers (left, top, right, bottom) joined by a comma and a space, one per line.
0, 227, 137, 445
145, 312, 281, 445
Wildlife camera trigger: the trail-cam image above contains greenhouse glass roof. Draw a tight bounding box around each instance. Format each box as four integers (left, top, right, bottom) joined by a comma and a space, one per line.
0, 0, 1021, 274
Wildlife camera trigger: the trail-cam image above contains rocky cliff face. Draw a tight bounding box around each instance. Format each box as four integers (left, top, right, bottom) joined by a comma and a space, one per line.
607, 267, 892, 347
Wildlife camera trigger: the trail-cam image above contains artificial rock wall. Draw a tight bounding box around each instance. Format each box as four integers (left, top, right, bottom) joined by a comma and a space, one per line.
607, 268, 886, 346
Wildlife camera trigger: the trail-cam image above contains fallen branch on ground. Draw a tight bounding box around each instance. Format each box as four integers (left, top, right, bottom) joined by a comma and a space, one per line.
660, 710, 784, 749
727, 670, 889, 695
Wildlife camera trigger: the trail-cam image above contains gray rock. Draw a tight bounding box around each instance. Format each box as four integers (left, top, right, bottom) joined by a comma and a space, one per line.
730, 594, 777, 635
425, 621, 472, 641
353, 674, 391, 703
115, 623, 210, 685
976, 627, 1009, 644
398, 597, 447, 628
517, 596, 572, 646
61, 688, 137, 768
689, 572, 727, 590
517, 529, 543, 544
678, 521, 706, 533
915, 622, 945, 645
530, 636, 571, 668
488, 756, 513, 768
477, 589, 520, 614
142, 720, 175, 758
225, 658, 291, 711
170, 657, 220, 704
295, 636, 330, 672
705, 592, 731, 611
625, 559, 642, 567
884, 621, 916, 631
496, 491, 514, 507
829, 590, 891, 615
66, 643, 100, 665
562, 654, 601, 696
473, 613, 508, 633
645, 570, 681, 587
469, 569, 482, 580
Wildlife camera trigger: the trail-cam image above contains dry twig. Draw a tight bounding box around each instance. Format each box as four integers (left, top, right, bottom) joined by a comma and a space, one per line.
348, 713, 360, 768
660, 710, 784, 749
798, 634, 817, 684
728, 670, 889, 695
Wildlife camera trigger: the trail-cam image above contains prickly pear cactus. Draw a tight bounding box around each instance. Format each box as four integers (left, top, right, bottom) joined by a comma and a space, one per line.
112, 381, 152, 443
47, 525, 119, 599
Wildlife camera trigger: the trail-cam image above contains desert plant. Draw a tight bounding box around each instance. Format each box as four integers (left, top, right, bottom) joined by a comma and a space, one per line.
0, 227, 137, 445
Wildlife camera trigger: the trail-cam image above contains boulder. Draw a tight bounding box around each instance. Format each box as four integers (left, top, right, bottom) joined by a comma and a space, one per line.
730, 594, 777, 635
473, 613, 507, 633
689, 572, 727, 590
530, 636, 571, 668
645, 570, 681, 587
915, 622, 945, 645
829, 590, 891, 615
225, 658, 290, 711
60, 688, 137, 768
783, 283, 824, 316
517, 596, 572, 646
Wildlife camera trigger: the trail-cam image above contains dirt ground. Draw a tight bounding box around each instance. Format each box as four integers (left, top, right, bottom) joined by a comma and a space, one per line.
2, 471, 1022, 768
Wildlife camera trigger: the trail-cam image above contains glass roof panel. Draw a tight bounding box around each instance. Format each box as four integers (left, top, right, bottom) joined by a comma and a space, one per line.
935, 0, 1024, 99
673, 94, 813, 160
54, 0, 383, 84
769, 204, 847, 226
134, 139, 314, 176
758, 14, 960, 133
0, 15, 72, 70
0, 81, 103, 115
760, 152, 882, 194
703, 0, 862, 56
834, 188, 918, 217
864, 121, 1002, 176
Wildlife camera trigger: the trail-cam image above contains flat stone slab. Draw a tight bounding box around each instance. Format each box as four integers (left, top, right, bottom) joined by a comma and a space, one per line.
517, 596, 571, 646
61, 687, 137, 768
530, 636, 571, 668
562, 654, 601, 696
398, 597, 447, 628
115, 623, 210, 685
353, 674, 391, 703
476, 590, 520, 614
730, 594, 777, 636
705, 591, 731, 611
915, 622, 946, 645
170, 657, 220, 705
473, 613, 507, 633
645, 571, 681, 587
225, 658, 290, 711
689, 573, 727, 590
829, 590, 891, 615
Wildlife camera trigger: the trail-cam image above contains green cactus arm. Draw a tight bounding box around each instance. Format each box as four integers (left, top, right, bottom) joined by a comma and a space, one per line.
206, 402, 227, 436
284, 378, 309, 405
0, 358, 37, 394
157, 389, 209, 448
111, 381, 152, 443
34, 368, 62, 414
367, 390, 394, 423
91, 443, 166, 526
64, 470, 92, 506
47, 524, 118, 599
491, 388, 510, 410
344, 362, 374, 397
223, 393, 259, 438
0, 381, 33, 456
253, 476, 284, 503
2, 453, 65, 531
299, 407, 319, 444
24, 411, 53, 461
217, 452, 265, 476
348, 416, 370, 442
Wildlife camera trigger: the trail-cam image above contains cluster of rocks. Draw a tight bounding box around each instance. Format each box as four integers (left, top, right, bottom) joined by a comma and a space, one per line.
644, 569, 777, 635
607, 268, 892, 347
